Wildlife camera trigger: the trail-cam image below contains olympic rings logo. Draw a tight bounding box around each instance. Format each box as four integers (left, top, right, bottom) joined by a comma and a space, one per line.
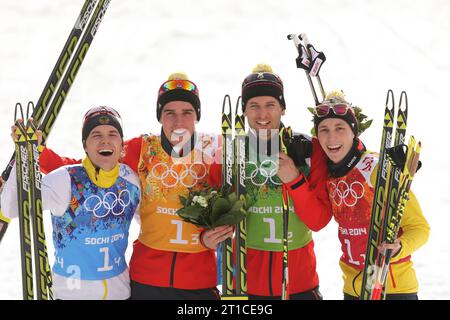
245, 160, 282, 186
330, 180, 365, 207
151, 162, 207, 188
84, 190, 131, 218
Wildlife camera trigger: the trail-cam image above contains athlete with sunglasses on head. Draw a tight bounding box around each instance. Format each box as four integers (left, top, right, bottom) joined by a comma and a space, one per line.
1, 106, 141, 299
307, 90, 429, 299
37, 73, 232, 300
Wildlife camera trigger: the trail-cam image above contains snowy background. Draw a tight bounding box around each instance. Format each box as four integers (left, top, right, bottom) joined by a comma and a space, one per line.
0, 0, 448, 300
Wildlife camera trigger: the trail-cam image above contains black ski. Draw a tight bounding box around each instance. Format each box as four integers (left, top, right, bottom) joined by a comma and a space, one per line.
371, 136, 421, 300
234, 97, 247, 298
1, 0, 110, 244
1, 0, 98, 184
221, 95, 234, 298
220, 96, 247, 300
14, 102, 54, 300
360, 90, 395, 300
14, 104, 35, 300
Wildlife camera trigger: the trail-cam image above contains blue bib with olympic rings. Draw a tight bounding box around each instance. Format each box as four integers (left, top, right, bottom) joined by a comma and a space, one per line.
51, 165, 140, 280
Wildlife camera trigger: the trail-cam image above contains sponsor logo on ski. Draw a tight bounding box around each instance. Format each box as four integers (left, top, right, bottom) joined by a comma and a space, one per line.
20, 145, 30, 192
91, 0, 110, 37
238, 141, 246, 187
225, 137, 233, 186
32, 144, 41, 190
76, 0, 96, 30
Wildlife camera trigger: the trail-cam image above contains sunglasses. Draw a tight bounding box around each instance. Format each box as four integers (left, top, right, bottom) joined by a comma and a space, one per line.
83, 106, 122, 123
242, 72, 283, 88
159, 79, 199, 96
314, 103, 355, 118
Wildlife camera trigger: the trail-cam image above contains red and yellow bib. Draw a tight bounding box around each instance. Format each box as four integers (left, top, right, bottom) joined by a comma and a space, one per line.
327, 152, 377, 270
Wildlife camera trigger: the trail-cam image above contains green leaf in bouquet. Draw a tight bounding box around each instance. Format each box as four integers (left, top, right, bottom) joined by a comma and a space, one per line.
179, 195, 189, 206
232, 208, 246, 221
230, 199, 244, 214
211, 197, 232, 222
192, 214, 211, 229
178, 207, 211, 229
227, 192, 238, 204
177, 204, 204, 221
212, 209, 246, 228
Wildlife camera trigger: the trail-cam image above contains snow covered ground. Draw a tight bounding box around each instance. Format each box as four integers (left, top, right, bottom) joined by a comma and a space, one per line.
0, 0, 448, 300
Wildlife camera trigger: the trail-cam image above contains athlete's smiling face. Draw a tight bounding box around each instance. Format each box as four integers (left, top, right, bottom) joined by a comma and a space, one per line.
84, 125, 123, 171
244, 96, 284, 140
317, 118, 355, 163
160, 101, 197, 147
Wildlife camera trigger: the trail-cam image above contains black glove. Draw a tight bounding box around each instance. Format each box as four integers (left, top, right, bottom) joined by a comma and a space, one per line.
386, 144, 422, 173
282, 134, 312, 168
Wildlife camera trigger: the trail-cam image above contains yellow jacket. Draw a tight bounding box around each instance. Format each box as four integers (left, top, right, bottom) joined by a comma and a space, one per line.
327, 151, 430, 297
341, 190, 430, 296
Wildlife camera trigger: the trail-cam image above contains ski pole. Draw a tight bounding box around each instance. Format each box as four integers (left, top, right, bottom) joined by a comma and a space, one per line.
279, 126, 292, 300
287, 33, 326, 105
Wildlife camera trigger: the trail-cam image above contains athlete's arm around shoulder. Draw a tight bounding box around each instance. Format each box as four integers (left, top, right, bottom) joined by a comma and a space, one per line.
118, 163, 142, 222
285, 137, 333, 231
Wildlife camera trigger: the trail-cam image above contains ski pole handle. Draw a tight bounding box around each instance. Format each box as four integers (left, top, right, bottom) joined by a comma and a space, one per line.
287, 34, 302, 54
299, 33, 310, 47
287, 33, 320, 105
287, 33, 311, 56
300, 33, 327, 100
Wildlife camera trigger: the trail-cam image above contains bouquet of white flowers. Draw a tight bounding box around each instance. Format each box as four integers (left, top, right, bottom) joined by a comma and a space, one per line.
177, 185, 251, 229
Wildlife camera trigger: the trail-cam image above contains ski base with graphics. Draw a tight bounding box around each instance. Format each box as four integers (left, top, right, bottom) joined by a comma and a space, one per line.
14, 102, 53, 300
220, 95, 248, 300
360, 90, 422, 300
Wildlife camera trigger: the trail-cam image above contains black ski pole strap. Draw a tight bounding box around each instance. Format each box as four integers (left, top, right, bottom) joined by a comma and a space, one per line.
295, 44, 311, 71
386, 144, 422, 173
307, 43, 326, 77
290, 34, 326, 77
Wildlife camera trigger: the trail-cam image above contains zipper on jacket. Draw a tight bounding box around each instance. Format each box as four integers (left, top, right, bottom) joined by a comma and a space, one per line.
268, 251, 273, 296
170, 252, 178, 287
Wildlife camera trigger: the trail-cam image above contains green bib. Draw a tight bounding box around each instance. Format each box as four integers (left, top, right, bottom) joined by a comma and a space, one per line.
245, 150, 312, 252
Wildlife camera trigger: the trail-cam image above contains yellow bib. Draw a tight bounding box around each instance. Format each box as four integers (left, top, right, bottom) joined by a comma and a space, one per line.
137, 134, 215, 253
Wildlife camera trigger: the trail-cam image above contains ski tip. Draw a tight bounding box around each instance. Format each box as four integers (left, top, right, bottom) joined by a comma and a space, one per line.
385, 90, 395, 109
222, 95, 232, 113
234, 96, 242, 114
398, 91, 408, 113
